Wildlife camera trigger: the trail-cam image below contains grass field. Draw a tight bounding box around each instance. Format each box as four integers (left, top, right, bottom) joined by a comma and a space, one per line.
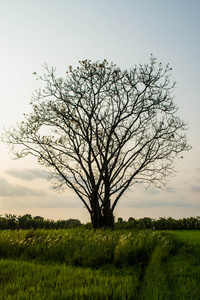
0, 229, 199, 299
169, 230, 200, 250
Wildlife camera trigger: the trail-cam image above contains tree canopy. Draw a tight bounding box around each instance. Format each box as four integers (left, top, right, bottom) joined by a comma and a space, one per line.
2, 57, 191, 227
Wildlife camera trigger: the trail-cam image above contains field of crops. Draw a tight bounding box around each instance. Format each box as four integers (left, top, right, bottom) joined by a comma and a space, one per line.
0, 229, 199, 299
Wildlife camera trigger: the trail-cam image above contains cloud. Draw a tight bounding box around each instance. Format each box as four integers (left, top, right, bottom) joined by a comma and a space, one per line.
0, 175, 83, 209
0, 190, 82, 210
0, 177, 46, 197
29, 195, 82, 208
6, 168, 49, 181
118, 195, 194, 209
195, 168, 200, 174
190, 184, 200, 193
117, 179, 200, 209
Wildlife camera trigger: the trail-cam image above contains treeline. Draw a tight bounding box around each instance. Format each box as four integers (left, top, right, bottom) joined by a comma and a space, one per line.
115, 217, 200, 230
0, 214, 81, 230
0, 214, 200, 230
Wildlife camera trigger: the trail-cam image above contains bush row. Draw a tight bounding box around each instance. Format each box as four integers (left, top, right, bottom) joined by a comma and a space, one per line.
115, 216, 200, 230
0, 214, 81, 230
0, 214, 200, 230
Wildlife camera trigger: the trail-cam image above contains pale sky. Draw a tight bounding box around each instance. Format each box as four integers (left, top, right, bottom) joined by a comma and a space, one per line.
0, 0, 200, 222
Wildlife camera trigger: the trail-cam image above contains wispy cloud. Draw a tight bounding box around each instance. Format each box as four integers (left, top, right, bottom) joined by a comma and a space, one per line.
195, 168, 200, 174
119, 194, 196, 209
190, 184, 200, 193
6, 168, 49, 181
0, 177, 46, 197
118, 175, 200, 209
0, 187, 81, 209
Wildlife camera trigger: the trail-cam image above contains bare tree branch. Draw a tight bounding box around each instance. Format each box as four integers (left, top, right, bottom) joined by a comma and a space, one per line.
1, 56, 191, 227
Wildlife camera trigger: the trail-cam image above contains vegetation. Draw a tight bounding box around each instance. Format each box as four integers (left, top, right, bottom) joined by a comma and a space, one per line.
2, 57, 190, 228
0, 228, 199, 299
0, 214, 81, 230
115, 216, 200, 230
0, 213, 200, 230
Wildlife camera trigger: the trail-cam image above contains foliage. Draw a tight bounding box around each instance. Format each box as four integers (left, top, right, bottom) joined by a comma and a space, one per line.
0, 259, 138, 300
0, 228, 162, 267
0, 214, 200, 230
2, 57, 191, 228
0, 229, 200, 299
140, 231, 200, 299
0, 214, 81, 230
115, 216, 200, 230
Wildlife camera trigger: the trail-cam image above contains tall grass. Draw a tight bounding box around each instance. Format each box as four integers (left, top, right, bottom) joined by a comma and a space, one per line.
0, 229, 200, 299
0, 259, 138, 300
140, 231, 200, 299
0, 229, 165, 267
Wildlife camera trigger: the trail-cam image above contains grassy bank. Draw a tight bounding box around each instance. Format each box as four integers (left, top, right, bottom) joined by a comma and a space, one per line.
0, 229, 199, 299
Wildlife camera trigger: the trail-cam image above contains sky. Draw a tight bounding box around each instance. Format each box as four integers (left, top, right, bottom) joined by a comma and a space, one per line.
0, 0, 200, 222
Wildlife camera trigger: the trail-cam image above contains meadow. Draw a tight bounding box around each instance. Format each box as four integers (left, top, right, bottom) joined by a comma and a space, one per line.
0, 228, 199, 299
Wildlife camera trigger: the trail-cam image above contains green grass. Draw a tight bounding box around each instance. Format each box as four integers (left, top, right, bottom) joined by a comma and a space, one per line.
0, 259, 139, 300
0, 229, 162, 267
169, 230, 200, 251
0, 229, 199, 299
140, 230, 200, 299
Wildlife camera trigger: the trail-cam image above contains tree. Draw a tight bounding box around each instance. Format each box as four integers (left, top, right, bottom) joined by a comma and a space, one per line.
2, 57, 191, 228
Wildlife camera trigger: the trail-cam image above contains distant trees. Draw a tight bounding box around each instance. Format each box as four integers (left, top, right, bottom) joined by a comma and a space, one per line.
2, 57, 190, 228
0, 214, 199, 230
0, 214, 81, 230
114, 216, 200, 230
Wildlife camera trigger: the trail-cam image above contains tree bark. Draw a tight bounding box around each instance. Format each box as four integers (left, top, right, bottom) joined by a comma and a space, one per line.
102, 199, 114, 228
90, 195, 104, 228
90, 196, 114, 228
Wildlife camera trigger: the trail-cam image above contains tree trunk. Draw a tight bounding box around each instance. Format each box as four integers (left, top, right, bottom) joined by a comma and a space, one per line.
102, 174, 114, 227
90, 195, 104, 228
102, 199, 115, 228
90, 180, 115, 228
90, 199, 114, 228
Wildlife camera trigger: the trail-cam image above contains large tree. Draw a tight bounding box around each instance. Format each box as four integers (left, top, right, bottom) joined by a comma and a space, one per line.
2, 57, 190, 228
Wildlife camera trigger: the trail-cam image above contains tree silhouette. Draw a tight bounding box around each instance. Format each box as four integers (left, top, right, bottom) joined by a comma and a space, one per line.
2, 57, 191, 228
